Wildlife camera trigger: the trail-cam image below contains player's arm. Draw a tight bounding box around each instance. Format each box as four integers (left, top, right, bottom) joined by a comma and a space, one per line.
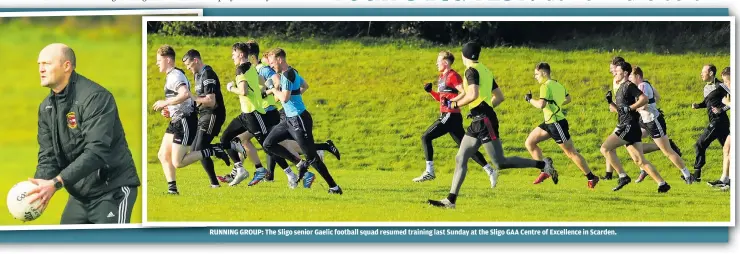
628, 85, 648, 110
447, 73, 465, 102
453, 68, 480, 107
722, 95, 731, 108
449, 85, 466, 101
192, 78, 218, 108
563, 94, 572, 105
429, 89, 441, 101
58, 92, 119, 187
153, 83, 189, 111
692, 97, 707, 109
229, 78, 250, 96
528, 85, 548, 109
490, 77, 504, 108
271, 73, 292, 103
169, 85, 191, 105
300, 80, 309, 94
34, 104, 61, 180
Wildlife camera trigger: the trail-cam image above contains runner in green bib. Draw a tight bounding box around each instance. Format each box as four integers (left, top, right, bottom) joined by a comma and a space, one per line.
524, 62, 597, 188
427, 42, 557, 209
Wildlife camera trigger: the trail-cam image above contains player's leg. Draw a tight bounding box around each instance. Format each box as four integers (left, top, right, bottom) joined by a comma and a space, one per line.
238, 132, 263, 168
218, 132, 253, 183
560, 139, 597, 187
60, 196, 90, 224
709, 136, 731, 187
263, 121, 301, 188
600, 130, 631, 191
88, 186, 138, 224
171, 115, 227, 169
415, 118, 449, 182
220, 115, 251, 166
524, 123, 552, 161
625, 143, 670, 192
313, 140, 340, 160
602, 160, 614, 180
288, 112, 340, 193
221, 115, 254, 186
262, 139, 301, 182
157, 132, 177, 194
693, 124, 719, 182
192, 125, 220, 187
651, 117, 692, 183
710, 127, 731, 188
484, 138, 556, 184
245, 112, 291, 186
427, 135, 481, 209
278, 140, 302, 159
263, 121, 302, 164
448, 119, 497, 188
654, 136, 691, 182
550, 120, 596, 187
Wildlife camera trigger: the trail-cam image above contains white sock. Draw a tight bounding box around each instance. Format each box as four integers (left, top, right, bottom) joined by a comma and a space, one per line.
330, 186, 340, 191
721, 176, 730, 183
618, 173, 628, 178
680, 168, 691, 178
425, 161, 434, 174
283, 166, 293, 175
659, 181, 666, 186
234, 161, 243, 168
483, 164, 495, 175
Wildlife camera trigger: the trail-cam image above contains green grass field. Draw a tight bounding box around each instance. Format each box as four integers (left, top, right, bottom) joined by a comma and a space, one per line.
0, 18, 142, 225
146, 35, 731, 222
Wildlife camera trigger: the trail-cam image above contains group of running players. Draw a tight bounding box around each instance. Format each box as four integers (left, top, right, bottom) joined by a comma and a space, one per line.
421, 42, 732, 208
148, 39, 731, 205
152, 41, 343, 195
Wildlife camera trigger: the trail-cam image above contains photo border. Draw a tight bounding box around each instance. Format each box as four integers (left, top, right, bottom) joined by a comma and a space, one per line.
0, 8, 203, 232
141, 15, 735, 228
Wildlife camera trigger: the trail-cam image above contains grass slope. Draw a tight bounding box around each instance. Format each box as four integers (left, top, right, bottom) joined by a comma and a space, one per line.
145, 35, 730, 222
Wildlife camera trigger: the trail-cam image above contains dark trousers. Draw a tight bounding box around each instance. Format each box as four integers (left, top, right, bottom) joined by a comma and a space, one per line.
60, 186, 138, 224
263, 110, 338, 188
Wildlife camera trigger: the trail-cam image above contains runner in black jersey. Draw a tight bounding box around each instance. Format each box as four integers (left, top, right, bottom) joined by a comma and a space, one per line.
600, 61, 670, 193
691, 64, 731, 182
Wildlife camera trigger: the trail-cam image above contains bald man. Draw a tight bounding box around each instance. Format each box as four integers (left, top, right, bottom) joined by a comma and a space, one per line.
27, 43, 140, 224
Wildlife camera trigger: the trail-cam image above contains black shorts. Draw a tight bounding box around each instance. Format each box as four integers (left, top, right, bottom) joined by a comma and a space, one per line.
165, 113, 197, 146
466, 113, 500, 144
640, 115, 668, 139
538, 119, 571, 144
244, 109, 281, 142
197, 113, 225, 136
614, 123, 642, 146
465, 103, 500, 144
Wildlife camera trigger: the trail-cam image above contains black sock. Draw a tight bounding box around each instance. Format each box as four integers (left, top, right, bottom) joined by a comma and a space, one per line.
586, 172, 595, 180
200, 148, 213, 158
255, 163, 263, 169
446, 193, 458, 204
693, 169, 702, 178
167, 181, 177, 191
669, 139, 680, 151
535, 161, 545, 170
201, 158, 218, 186
605, 172, 613, 178
315, 143, 330, 151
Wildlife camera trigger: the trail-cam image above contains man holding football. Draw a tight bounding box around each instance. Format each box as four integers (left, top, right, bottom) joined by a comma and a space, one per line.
27, 43, 140, 224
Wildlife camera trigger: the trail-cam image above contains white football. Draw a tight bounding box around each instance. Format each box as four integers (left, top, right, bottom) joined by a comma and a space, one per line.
6, 181, 43, 222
